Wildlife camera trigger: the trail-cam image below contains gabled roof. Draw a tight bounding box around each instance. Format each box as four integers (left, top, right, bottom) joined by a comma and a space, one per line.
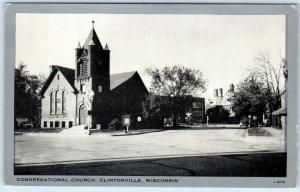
56, 66, 76, 88
83, 28, 103, 50
40, 66, 148, 96
39, 66, 78, 96
110, 71, 137, 90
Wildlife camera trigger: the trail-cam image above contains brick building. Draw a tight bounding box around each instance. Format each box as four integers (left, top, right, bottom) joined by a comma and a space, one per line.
39, 23, 148, 128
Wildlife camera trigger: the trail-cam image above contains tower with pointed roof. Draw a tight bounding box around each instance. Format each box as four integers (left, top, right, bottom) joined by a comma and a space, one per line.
74, 21, 111, 126
75, 21, 110, 94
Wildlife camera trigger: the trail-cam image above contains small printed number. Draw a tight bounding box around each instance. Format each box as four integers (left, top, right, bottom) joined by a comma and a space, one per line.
273, 180, 285, 184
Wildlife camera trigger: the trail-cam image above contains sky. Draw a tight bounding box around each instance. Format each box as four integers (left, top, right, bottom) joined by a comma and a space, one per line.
16, 14, 286, 99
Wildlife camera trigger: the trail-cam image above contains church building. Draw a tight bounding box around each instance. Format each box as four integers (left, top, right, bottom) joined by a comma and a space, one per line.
39, 22, 149, 129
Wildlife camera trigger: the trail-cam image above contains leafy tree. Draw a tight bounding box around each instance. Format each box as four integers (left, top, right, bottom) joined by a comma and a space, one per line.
15, 63, 45, 128
145, 65, 207, 127
206, 106, 230, 123
230, 73, 270, 121
142, 95, 170, 129
145, 65, 207, 97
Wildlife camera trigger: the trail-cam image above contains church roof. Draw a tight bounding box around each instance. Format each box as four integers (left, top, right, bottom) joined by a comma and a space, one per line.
110, 71, 137, 90
40, 66, 147, 96
56, 66, 76, 88
83, 28, 103, 50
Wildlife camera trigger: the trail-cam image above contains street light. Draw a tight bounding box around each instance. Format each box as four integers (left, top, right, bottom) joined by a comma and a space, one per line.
87, 90, 94, 135
170, 94, 175, 127
207, 115, 209, 126
248, 115, 251, 128
137, 116, 142, 129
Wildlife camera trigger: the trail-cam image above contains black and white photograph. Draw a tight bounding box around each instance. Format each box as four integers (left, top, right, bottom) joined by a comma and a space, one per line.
4, 3, 298, 188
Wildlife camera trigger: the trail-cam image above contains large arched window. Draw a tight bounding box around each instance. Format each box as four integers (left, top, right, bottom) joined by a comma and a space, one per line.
55, 90, 61, 114
62, 91, 66, 114
50, 92, 54, 114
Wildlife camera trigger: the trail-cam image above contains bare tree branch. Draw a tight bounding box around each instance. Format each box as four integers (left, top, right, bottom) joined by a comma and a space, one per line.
250, 51, 284, 108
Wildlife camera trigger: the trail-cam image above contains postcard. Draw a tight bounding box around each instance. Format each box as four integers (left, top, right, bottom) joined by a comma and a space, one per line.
4, 3, 298, 187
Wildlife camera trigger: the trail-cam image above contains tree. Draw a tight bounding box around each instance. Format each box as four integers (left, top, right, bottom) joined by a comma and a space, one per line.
142, 95, 172, 129
145, 65, 207, 97
15, 63, 45, 128
145, 65, 207, 127
251, 52, 285, 109
230, 73, 270, 121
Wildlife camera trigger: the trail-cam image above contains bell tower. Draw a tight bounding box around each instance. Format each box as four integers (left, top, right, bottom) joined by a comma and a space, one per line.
75, 21, 110, 95
74, 21, 111, 127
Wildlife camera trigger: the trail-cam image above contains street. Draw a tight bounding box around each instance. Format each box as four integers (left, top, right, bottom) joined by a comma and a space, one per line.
15, 152, 286, 176
14, 127, 285, 176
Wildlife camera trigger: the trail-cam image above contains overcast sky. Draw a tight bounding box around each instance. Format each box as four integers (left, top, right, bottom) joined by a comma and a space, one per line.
16, 14, 286, 99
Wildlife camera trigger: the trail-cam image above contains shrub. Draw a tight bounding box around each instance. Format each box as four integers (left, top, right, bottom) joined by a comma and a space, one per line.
108, 118, 122, 130
206, 106, 230, 123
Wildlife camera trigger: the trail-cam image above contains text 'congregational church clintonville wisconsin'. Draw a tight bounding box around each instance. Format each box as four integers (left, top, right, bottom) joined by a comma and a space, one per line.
39, 22, 149, 129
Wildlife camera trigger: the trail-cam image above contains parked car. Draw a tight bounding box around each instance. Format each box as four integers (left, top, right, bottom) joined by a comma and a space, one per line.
239, 116, 248, 128
163, 117, 173, 127
24, 123, 34, 128
239, 121, 247, 128
16, 118, 35, 129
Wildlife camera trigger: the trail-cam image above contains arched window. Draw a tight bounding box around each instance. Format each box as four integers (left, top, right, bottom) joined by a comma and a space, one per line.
62, 91, 66, 114
55, 90, 61, 114
50, 92, 54, 114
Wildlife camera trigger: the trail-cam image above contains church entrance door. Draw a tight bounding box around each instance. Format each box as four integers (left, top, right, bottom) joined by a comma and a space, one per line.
79, 105, 88, 125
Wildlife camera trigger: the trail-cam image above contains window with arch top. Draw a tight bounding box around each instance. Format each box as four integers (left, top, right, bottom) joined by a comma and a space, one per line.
50, 92, 54, 114
55, 90, 61, 114
62, 91, 66, 114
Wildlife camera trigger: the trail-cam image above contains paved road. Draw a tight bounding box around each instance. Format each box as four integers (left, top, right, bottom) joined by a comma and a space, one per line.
15, 152, 286, 177
15, 127, 285, 165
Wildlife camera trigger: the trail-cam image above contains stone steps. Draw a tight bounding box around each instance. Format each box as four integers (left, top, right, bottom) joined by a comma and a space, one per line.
59, 125, 89, 136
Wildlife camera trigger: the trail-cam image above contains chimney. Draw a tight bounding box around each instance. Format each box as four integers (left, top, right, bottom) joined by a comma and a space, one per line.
229, 84, 235, 93
214, 89, 218, 97
219, 88, 223, 97
49, 65, 54, 75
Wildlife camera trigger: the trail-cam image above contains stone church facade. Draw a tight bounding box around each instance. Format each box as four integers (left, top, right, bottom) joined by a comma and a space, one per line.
40, 24, 149, 128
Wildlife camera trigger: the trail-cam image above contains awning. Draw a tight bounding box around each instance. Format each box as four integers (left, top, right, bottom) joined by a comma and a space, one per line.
272, 107, 287, 116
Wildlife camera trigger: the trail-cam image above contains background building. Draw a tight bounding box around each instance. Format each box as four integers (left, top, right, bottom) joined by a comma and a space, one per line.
205, 84, 235, 118
144, 95, 205, 127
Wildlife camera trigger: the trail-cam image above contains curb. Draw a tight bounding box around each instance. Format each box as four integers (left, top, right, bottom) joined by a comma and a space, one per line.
111, 129, 165, 136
